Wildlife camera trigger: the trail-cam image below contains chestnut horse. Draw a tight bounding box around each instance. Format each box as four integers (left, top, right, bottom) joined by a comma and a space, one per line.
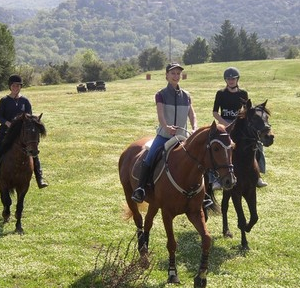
206, 99, 274, 250
0, 113, 46, 234
119, 121, 236, 288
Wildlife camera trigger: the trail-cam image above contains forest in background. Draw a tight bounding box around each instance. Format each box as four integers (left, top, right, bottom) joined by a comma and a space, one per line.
0, 0, 300, 66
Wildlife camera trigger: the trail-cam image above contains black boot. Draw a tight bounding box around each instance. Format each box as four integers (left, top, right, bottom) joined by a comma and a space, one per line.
131, 162, 150, 203
33, 156, 48, 189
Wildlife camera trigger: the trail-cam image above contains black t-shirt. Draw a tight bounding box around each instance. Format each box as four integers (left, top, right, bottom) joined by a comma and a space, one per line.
213, 88, 248, 122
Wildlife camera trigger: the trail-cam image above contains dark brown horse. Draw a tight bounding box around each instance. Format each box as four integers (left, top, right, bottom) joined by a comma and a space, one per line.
0, 113, 46, 234
207, 99, 274, 250
119, 121, 236, 288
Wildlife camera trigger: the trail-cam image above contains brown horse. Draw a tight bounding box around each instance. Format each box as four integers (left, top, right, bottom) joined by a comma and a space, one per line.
0, 113, 46, 234
206, 99, 274, 250
119, 121, 236, 288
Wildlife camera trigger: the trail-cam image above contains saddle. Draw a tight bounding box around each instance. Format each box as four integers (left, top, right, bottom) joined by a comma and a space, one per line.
131, 135, 187, 185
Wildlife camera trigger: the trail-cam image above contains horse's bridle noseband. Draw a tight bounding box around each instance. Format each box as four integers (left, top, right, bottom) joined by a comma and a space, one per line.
19, 122, 40, 157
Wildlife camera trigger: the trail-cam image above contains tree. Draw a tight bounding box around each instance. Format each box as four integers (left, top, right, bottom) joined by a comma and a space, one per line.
138, 47, 166, 72
41, 66, 62, 85
182, 37, 210, 65
285, 46, 299, 59
0, 23, 15, 90
212, 20, 239, 62
212, 20, 267, 62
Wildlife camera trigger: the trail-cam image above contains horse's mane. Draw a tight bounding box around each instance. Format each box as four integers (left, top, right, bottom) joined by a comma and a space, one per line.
0, 113, 46, 157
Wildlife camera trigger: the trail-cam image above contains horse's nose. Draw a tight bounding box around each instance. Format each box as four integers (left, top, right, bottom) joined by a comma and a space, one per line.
222, 173, 237, 190
27, 149, 40, 157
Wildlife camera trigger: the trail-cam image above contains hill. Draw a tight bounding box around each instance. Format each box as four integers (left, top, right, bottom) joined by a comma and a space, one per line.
0, 0, 63, 10
1, 0, 300, 65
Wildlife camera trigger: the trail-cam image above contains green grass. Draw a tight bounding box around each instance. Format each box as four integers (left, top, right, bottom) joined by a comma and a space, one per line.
0, 59, 300, 287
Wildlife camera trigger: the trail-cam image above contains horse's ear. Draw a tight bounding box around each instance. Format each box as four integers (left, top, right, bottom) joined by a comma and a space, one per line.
38, 113, 43, 121
246, 99, 252, 109
210, 120, 217, 133
261, 99, 268, 107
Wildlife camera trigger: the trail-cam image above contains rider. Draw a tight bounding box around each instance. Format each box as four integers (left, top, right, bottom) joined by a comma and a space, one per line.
212, 67, 267, 189
131, 63, 198, 203
0, 74, 49, 189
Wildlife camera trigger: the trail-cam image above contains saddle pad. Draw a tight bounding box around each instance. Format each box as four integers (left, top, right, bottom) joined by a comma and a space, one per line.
131, 136, 187, 184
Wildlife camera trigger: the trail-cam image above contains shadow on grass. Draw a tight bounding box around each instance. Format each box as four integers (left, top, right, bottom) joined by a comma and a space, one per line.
69, 229, 246, 288
0, 220, 17, 238
159, 230, 247, 276
69, 235, 166, 288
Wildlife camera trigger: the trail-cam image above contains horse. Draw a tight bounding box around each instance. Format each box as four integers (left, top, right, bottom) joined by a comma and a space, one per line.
206, 99, 274, 250
0, 113, 46, 234
119, 121, 236, 288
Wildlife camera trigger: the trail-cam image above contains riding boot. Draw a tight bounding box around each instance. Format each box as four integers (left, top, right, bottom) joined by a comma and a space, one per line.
131, 162, 150, 203
33, 156, 48, 189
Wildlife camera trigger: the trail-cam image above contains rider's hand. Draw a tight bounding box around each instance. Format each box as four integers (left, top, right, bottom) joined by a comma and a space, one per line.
166, 125, 178, 136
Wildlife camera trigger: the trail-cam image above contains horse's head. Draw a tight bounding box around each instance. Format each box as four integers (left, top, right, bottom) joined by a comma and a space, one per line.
19, 113, 46, 157
246, 99, 274, 147
207, 121, 236, 190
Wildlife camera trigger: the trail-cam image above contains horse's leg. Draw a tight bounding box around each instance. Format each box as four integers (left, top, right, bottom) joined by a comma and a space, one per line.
161, 209, 180, 284
222, 190, 233, 238
244, 188, 258, 233
231, 192, 249, 249
143, 204, 159, 254
123, 183, 146, 253
187, 209, 211, 288
1, 189, 12, 223
15, 189, 27, 234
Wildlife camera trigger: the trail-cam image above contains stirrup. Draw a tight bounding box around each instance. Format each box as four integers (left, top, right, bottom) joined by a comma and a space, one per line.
131, 187, 145, 203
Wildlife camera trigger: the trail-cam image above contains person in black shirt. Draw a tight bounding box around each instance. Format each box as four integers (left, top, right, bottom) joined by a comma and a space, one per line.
0, 74, 48, 189
212, 67, 267, 189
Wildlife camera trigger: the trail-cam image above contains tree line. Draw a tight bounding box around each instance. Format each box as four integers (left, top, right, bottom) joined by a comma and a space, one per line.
0, 20, 299, 89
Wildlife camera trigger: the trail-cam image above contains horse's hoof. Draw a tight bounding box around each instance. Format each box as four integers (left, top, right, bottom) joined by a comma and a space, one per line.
194, 275, 207, 288
241, 244, 250, 251
223, 230, 233, 238
167, 274, 180, 284
3, 218, 10, 224
139, 254, 150, 269
15, 227, 24, 235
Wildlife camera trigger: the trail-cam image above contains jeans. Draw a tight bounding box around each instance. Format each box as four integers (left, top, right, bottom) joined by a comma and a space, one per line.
256, 142, 266, 174
145, 135, 169, 166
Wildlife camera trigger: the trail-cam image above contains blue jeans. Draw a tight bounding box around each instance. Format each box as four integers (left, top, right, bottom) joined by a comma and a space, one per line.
145, 135, 169, 166
256, 142, 266, 174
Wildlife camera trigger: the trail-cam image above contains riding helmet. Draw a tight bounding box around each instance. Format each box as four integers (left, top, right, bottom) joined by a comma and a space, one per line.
8, 74, 23, 87
223, 67, 240, 79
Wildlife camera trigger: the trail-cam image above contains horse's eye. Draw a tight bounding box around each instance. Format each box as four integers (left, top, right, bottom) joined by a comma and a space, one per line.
213, 146, 220, 152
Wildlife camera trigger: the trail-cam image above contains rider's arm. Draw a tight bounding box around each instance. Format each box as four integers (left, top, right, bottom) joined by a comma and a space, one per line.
188, 104, 197, 132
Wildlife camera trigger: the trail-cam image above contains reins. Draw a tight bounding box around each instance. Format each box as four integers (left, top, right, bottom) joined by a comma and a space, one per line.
164, 126, 233, 198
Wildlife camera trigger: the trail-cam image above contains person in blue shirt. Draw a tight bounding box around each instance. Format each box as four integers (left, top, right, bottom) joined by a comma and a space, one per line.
131, 63, 197, 203
0, 74, 48, 189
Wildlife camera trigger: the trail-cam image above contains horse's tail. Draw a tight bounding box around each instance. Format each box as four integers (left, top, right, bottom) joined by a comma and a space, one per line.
122, 202, 149, 221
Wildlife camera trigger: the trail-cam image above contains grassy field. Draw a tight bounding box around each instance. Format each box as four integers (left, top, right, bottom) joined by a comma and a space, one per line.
0, 59, 299, 288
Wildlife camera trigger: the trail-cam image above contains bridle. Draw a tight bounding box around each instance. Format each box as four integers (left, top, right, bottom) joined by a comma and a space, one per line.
164, 127, 234, 198
242, 106, 271, 150
19, 119, 41, 157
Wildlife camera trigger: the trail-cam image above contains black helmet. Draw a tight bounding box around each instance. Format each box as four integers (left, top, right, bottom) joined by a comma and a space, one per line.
223, 67, 240, 79
8, 74, 23, 87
